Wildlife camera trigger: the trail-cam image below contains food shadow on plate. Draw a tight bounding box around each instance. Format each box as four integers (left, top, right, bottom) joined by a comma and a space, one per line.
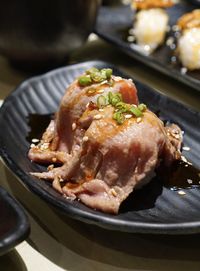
119, 177, 163, 213
26, 113, 54, 144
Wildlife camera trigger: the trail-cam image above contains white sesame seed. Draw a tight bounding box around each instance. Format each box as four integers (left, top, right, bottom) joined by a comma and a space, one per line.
86, 102, 90, 108
30, 143, 36, 148
47, 164, 54, 171
125, 114, 132, 119
100, 80, 107, 86
99, 108, 104, 112
41, 143, 49, 150
136, 117, 142, 123
97, 89, 105, 94
94, 114, 102, 120
178, 190, 186, 196
114, 76, 122, 82
127, 35, 135, 42
83, 136, 89, 142
144, 44, 151, 52
181, 67, 187, 75
187, 179, 193, 184
110, 188, 117, 197
181, 156, 188, 163
182, 146, 190, 151
32, 138, 39, 143
172, 24, 180, 32
166, 37, 175, 46
174, 134, 180, 139
72, 123, 76, 131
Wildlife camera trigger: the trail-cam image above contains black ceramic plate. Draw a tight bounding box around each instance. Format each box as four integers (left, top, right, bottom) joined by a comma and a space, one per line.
0, 61, 200, 234
0, 187, 29, 255
94, 1, 200, 91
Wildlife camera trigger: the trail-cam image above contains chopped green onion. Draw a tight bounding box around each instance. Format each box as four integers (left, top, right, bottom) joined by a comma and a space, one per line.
113, 111, 125, 125
100, 68, 113, 80
108, 92, 113, 104
138, 103, 147, 112
91, 71, 105, 83
105, 68, 112, 79
115, 102, 128, 113
99, 69, 108, 81
111, 96, 121, 106
129, 106, 142, 117
78, 76, 92, 86
86, 67, 99, 75
107, 79, 114, 87
109, 93, 122, 106
97, 95, 106, 108
79, 68, 113, 87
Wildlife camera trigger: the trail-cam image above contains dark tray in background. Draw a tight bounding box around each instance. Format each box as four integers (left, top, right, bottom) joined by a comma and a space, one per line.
0, 187, 29, 256
94, 1, 200, 91
0, 60, 200, 234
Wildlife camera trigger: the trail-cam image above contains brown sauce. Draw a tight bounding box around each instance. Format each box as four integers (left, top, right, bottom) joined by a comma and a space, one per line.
26, 113, 53, 143
160, 161, 200, 191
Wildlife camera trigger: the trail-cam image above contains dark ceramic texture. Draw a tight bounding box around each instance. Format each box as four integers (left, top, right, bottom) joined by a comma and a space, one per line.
0, 187, 30, 255
94, 2, 200, 92
0, 0, 100, 66
0, 61, 200, 234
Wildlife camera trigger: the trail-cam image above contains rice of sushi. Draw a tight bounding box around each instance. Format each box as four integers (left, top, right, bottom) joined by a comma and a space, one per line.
178, 28, 200, 70
133, 8, 169, 53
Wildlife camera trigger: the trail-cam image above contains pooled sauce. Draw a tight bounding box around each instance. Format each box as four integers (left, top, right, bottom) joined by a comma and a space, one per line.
161, 161, 200, 191
26, 113, 54, 143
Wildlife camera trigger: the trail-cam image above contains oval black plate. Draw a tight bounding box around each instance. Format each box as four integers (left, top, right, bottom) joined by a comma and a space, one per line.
94, 1, 200, 92
0, 60, 200, 234
0, 186, 29, 255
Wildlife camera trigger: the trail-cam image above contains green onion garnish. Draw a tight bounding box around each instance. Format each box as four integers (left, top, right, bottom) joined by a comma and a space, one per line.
86, 67, 99, 75
138, 103, 147, 112
129, 106, 142, 117
78, 76, 92, 86
97, 95, 106, 108
79, 68, 147, 125
115, 102, 128, 113
108, 92, 122, 106
113, 111, 125, 125
105, 68, 112, 79
78, 68, 113, 87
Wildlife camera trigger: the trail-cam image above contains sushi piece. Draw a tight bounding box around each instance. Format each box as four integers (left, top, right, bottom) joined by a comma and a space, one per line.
177, 9, 200, 70
131, 0, 175, 54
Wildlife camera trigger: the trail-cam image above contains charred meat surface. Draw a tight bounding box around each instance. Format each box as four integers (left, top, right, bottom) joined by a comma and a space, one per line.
28, 68, 182, 214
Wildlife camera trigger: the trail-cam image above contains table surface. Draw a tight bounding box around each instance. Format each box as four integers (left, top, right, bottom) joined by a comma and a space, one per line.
0, 33, 200, 271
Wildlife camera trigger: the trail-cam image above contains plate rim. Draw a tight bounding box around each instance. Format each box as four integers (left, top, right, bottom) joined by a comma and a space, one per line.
0, 186, 30, 255
0, 60, 200, 235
